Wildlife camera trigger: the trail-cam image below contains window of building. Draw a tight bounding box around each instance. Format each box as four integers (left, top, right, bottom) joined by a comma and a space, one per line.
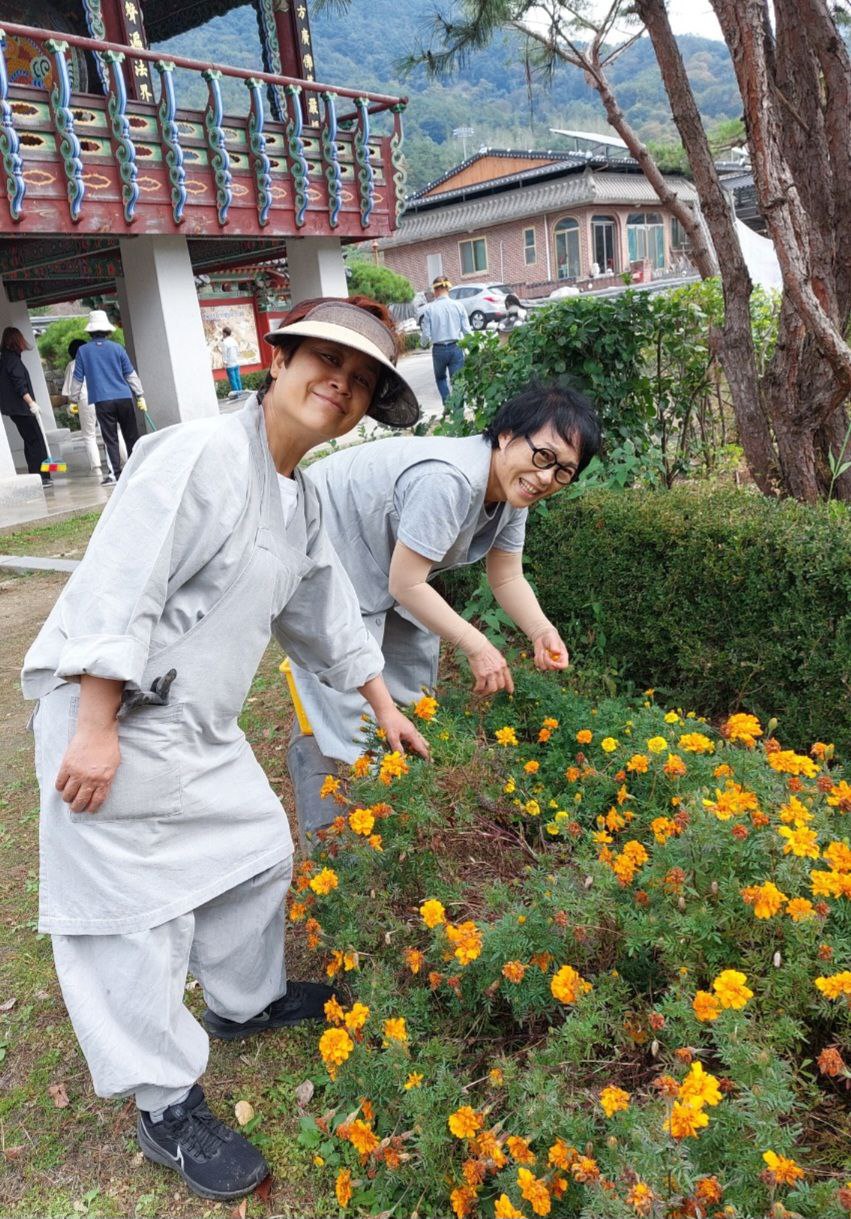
591, 214, 618, 273
426, 252, 444, 282
670, 216, 690, 251
523, 227, 537, 265
459, 237, 488, 275
626, 212, 665, 268
554, 217, 580, 280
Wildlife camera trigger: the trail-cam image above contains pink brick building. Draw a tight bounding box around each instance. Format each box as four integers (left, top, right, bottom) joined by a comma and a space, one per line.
378, 150, 700, 297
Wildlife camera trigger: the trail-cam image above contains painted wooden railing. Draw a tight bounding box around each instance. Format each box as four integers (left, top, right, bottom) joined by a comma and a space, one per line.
0, 22, 407, 238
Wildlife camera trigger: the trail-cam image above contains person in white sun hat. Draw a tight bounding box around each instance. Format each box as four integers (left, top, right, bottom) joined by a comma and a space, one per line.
22, 295, 427, 1203
68, 309, 147, 484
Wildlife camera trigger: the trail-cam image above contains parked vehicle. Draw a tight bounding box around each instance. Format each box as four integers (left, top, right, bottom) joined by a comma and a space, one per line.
416, 283, 509, 330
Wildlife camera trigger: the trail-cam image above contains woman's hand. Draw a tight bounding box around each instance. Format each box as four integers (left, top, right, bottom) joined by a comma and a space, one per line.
375, 707, 430, 759
55, 729, 120, 813
467, 638, 515, 697
533, 626, 570, 672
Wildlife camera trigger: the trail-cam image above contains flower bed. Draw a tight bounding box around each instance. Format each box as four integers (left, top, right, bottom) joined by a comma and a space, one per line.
291, 668, 851, 1217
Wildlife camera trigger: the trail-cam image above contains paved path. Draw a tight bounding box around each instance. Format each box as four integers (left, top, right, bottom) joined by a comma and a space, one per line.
0, 555, 80, 573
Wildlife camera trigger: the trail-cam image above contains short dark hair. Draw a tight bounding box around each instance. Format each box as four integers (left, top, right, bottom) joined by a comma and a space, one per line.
482, 380, 602, 476
222, 327, 232, 336
68, 338, 86, 358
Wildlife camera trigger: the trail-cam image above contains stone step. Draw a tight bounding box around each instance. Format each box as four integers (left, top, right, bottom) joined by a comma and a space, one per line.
0, 474, 45, 508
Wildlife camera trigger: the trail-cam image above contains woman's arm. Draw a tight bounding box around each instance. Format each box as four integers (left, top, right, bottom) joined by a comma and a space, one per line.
388, 541, 514, 696
486, 548, 569, 671
55, 675, 124, 813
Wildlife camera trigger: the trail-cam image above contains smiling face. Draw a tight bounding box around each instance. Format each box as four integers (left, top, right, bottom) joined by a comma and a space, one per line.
267, 336, 381, 442
487, 424, 581, 508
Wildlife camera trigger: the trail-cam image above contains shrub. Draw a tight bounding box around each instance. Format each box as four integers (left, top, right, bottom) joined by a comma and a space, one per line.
346, 261, 414, 304
214, 369, 267, 399
291, 669, 851, 1218
36, 319, 125, 371
519, 485, 851, 753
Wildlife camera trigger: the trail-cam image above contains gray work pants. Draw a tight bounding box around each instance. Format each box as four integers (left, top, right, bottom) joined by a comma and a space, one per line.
51, 858, 292, 1114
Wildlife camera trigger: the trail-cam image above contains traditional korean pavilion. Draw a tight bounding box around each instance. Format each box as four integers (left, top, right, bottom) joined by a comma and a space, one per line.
0, 0, 407, 482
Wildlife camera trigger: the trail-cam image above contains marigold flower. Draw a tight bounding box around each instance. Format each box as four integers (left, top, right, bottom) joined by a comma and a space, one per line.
655, 1073, 680, 1097
817, 1046, 846, 1076
309, 867, 339, 897
576, 729, 593, 744
496, 726, 518, 746
319, 774, 341, 799
383, 1016, 408, 1044
779, 795, 813, 826
506, 1135, 536, 1164
445, 920, 483, 965
351, 754, 372, 778
517, 1167, 551, 1216
599, 1085, 630, 1117
762, 1149, 804, 1185
810, 869, 851, 899
318, 1027, 354, 1079
504, 776, 517, 794
550, 964, 592, 1004
571, 1155, 600, 1183
679, 1061, 721, 1108
712, 969, 753, 1009
627, 753, 649, 774
489, 1067, 504, 1086
288, 899, 308, 923
502, 961, 527, 984
695, 1176, 723, 1203
346, 1117, 379, 1157
722, 712, 763, 747
542, 716, 559, 729
665, 1099, 709, 1139
601, 737, 618, 752
703, 781, 760, 820
420, 898, 446, 928
414, 695, 438, 721
679, 732, 715, 754
335, 1167, 353, 1208
449, 1184, 478, 1218
547, 1139, 576, 1170
626, 1182, 654, 1214
368, 833, 383, 851
665, 867, 686, 893
494, 1195, 526, 1219
448, 1106, 484, 1139
379, 750, 409, 785
824, 841, 851, 871
651, 816, 679, 844
778, 824, 820, 859
692, 990, 720, 1022
344, 1002, 370, 1032
827, 780, 851, 811
524, 799, 541, 817
324, 995, 345, 1024
348, 806, 375, 836
523, 760, 540, 774
404, 946, 425, 974
767, 749, 819, 778
815, 970, 851, 999
741, 881, 787, 918
644, 736, 666, 754
787, 897, 816, 921
662, 753, 687, 779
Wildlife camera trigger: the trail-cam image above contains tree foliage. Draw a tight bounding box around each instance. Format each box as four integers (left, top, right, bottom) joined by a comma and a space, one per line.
36, 318, 125, 372
346, 260, 414, 303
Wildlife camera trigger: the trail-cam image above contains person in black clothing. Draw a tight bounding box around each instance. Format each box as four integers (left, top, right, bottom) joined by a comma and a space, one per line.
0, 327, 51, 487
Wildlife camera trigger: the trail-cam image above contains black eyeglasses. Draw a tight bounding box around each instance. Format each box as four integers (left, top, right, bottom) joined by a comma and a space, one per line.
524, 436, 577, 486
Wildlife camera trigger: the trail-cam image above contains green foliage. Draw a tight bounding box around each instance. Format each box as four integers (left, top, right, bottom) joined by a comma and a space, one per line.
214, 369, 268, 400
519, 485, 851, 753
36, 319, 125, 372
346, 261, 414, 304
295, 666, 850, 1217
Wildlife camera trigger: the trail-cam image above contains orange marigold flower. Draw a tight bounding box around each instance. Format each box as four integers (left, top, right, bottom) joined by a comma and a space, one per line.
449, 1184, 478, 1218
448, 1106, 484, 1139
627, 753, 649, 774
665, 1099, 709, 1139
663, 753, 688, 778
787, 897, 816, 921
335, 1167, 353, 1208
679, 1061, 722, 1108
547, 1139, 576, 1170
651, 816, 679, 844
382, 1016, 408, 1044
523, 760, 540, 774
517, 1167, 552, 1216
324, 995, 345, 1024
319, 774, 341, 799
404, 946, 425, 974
576, 729, 593, 744
778, 824, 820, 859
309, 867, 339, 897
550, 964, 592, 1005
537, 728, 551, 743
318, 1027, 354, 1080
502, 960, 527, 984
827, 780, 851, 812
571, 1155, 600, 1183
815, 970, 851, 999
368, 833, 383, 851
305, 916, 322, 949
343, 1002, 370, 1032
428, 970, 443, 989
445, 920, 484, 965
817, 1046, 846, 1077
665, 867, 686, 893
472, 1129, 507, 1168
762, 1149, 804, 1186
824, 840, 851, 871
712, 969, 753, 1009
379, 750, 409, 785
351, 754, 372, 778
494, 1195, 526, 1219
419, 898, 446, 928
346, 1117, 379, 1157
599, 1085, 630, 1117
462, 1157, 487, 1186
626, 1182, 654, 1214
506, 1135, 536, 1164
679, 732, 715, 754
692, 990, 720, 1022
767, 749, 819, 778
741, 881, 787, 919
289, 899, 308, 923
542, 717, 559, 729
722, 712, 763, 747
655, 1073, 680, 1097
695, 1176, 723, 1203
414, 695, 438, 721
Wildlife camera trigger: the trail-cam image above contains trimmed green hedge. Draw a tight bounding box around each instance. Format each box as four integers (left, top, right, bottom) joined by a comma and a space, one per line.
518, 487, 850, 752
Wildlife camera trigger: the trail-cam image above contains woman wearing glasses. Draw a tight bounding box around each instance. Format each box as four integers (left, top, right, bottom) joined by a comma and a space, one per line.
288, 379, 601, 846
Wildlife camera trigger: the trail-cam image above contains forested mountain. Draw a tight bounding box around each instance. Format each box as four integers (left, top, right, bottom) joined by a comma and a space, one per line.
155, 0, 741, 193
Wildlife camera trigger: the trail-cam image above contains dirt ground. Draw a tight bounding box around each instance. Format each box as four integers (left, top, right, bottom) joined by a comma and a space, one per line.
0, 567, 334, 1218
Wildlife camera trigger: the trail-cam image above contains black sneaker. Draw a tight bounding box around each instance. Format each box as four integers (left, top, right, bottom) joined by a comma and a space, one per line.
203, 981, 336, 1041
100, 473, 116, 485
137, 1085, 268, 1201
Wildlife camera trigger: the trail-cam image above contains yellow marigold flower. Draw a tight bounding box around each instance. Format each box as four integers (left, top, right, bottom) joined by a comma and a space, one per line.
550, 964, 592, 1005
404, 1071, 423, 1089
741, 881, 787, 918
343, 949, 359, 971
679, 1061, 721, 1108
379, 750, 409, 785
414, 695, 438, 721
824, 840, 851, 871
665, 1098, 710, 1139
651, 816, 679, 844
599, 1085, 630, 1117
351, 754, 371, 778
517, 1167, 551, 1216
348, 806, 375, 836
576, 729, 593, 744
767, 749, 819, 778
523, 760, 540, 774
679, 732, 715, 754
778, 824, 820, 859
827, 779, 851, 809
623, 840, 649, 865
815, 970, 851, 999
420, 898, 446, 928
722, 712, 763, 747
445, 920, 484, 965
318, 1027, 354, 1079
712, 969, 753, 1009
449, 1185, 478, 1219
663, 753, 687, 778
494, 1195, 526, 1219
489, 1067, 504, 1086
502, 960, 527, 984
664, 710, 681, 724
319, 774, 341, 799
344, 1002, 370, 1031
627, 753, 649, 774
626, 1182, 654, 1214
324, 995, 345, 1024
692, 990, 720, 1022
762, 1150, 805, 1185
335, 1167, 353, 1208
504, 776, 517, 793
713, 762, 734, 778
779, 795, 813, 826
496, 726, 519, 746
346, 1117, 380, 1157
787, 897, 816, 921
506, 1135, 536, 1164
524, 799, 541, 817
647, 736, 668, 753
383, 1016, 408, 1044
368, 833, 383, 851
601, 737, 619, 752
810, 869, 847, 898
309, 867, 339, 897
448, 1106, 484, 1139
571, 1154, 600, 1183
404, 946, 425, 974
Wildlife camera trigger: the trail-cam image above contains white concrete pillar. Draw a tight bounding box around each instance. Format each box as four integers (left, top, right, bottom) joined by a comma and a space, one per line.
113, 276, 138, 367
287, 237, 348, 303
118, 235, 218, 427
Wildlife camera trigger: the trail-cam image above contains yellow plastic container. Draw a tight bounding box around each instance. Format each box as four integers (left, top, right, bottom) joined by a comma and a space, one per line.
279, 656, 313, 735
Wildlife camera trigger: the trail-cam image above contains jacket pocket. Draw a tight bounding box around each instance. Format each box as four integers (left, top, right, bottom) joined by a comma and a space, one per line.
68, 698, 184, 822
